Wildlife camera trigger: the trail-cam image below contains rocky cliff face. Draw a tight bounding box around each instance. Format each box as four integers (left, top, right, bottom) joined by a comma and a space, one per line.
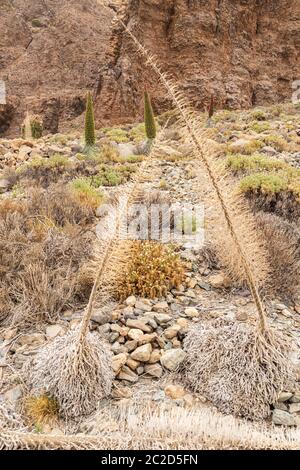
1, 0, 299, 136
0, 0, 114, 135
97, 0, 300, 124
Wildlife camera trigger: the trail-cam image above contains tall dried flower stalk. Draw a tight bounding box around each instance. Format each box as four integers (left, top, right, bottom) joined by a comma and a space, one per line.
107, 9, 295, 418
24, 118, 167, 418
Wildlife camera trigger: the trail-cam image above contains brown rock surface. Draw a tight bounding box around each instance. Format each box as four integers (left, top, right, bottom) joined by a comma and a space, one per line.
0, 0, 115, 136
1, 0, 299, 136
97, 0, 300, 122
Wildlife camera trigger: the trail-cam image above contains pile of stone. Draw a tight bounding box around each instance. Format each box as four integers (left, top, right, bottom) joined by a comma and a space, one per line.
272, 391, 300, 426
107, 296, 194, 383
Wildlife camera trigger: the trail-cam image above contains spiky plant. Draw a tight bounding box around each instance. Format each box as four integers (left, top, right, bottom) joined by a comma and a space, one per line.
22, 114, 166, 418
110, 13, 295, 419
120, 241, 185, 299
144, 91, 156, 153
208, 94, 215, 119
84, 91, 96, 151
24, 395, 59, 427
21, 114, 43, 140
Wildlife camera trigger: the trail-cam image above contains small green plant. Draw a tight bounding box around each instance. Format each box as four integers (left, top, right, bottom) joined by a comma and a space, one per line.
212, 109, 236, 123
98, 145, 120, 162
21, 114, 43, 139
159, 179, 168, 189
120, 155, 144, 163
144, 91, 156, 151
49, 134, 69, 145
91, 168, 122, 187
84, 91, 96, 150
239, 173, 288, 194
226, 154, 286, 173
251, 109, 267, 121
71, 178, 103, 209
248, 121, 271, 134
34, 424, 43, 434
24, 154, 71, 170
31, 19, 44, 28
105, 128, 129, 143
262, 134, 289, 152
129, 123, 146, 142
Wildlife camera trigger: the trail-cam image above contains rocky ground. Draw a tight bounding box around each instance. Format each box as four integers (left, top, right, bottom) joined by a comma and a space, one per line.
0, 103, 300, 441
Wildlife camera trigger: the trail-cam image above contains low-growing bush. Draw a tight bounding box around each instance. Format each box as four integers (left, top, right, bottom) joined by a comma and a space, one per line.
105, 128, 129, 143
0, 186, 96, 327
70, 178, 104, 210
248, 121, 271, 134
228, 139, 264, 155
226, 154, 286, 173
129, 123, 146, 142
262, 135, 289, 152
120, 241, 185, 299
239, 173, 289, 194
251, 109, 267, 121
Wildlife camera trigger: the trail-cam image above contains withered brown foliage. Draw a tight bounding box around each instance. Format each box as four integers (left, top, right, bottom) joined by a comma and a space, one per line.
255, 211, 300, 299
246, 190, 300, 222
0, 185, 95, 327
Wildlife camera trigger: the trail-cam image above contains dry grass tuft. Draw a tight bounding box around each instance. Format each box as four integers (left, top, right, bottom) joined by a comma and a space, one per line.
120, 241, 185, 299
27, 184, 96, 226
24, 395, 59, 427
0, 187, 95, 327
255, 211, 300, 299
24, 326, 113, 418
181, 318, 294, 420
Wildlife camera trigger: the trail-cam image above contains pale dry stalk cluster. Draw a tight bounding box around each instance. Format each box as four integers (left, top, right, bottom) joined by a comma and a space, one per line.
111, 10, 295, 419
2, 402, 300, 450
8, 0, 296, 428
24, 123, 168, 418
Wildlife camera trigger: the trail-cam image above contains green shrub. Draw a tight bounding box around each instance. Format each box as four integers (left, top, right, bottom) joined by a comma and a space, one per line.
251, 109, 267, 121
248, 121, 271, 134
239, 173, 288, 194
84, 91, 96, 148
129, 123, 146, 142
105, 128, 129, 143
144, 91, 156, 141
228, 139, 264, 155
31, 19, 44, 28
31, 155, 71, 169
120, 155, 144, 163
90, 168, 122, 187
70, 178, 103, 209
262, 135, 289, 152
226, 154, 286, 173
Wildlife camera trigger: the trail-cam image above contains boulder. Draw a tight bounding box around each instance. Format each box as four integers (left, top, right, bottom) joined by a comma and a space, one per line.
131, 343, 152, 362
160, 349, 186, 371
144, 364, 163, 378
